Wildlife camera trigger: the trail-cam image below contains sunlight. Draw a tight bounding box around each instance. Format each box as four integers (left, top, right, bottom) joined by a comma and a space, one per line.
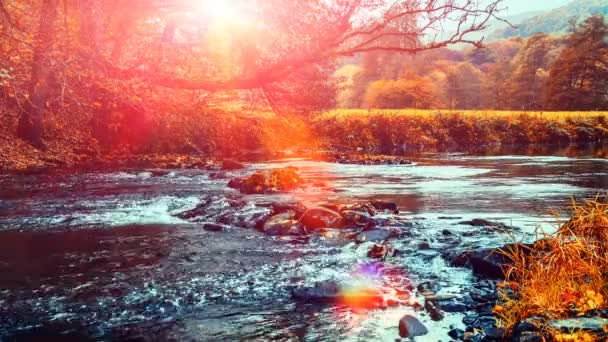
190, 0, 249, 25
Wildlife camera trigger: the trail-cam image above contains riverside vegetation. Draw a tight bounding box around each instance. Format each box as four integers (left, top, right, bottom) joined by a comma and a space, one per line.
2, 109, 608, 171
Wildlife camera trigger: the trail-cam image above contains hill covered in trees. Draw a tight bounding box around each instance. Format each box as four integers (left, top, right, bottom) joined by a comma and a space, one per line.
492, 0, 608, 39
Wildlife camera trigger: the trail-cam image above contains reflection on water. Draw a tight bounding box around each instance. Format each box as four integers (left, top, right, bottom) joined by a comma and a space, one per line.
0, 146, 606, 341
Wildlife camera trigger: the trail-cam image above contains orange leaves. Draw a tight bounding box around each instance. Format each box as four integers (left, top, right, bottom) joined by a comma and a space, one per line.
492, 305, 505, 314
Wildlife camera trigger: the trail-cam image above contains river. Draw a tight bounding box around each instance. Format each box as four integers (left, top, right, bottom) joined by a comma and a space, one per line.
1, 147, 607, 341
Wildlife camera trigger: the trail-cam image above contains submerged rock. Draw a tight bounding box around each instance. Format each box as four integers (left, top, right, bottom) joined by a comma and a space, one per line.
300, 207, 343, 231
355, 229, 393, 243
292, 281, 341, 302
269, 202, 308, 217
398, 315, 428, 338
458, 218, 516, 232
332, 154, 413, 166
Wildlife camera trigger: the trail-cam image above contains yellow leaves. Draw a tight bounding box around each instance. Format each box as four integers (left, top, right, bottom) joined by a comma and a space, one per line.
492, 305, 505, 314
554, 332, 596, 342
578, 290, 603, 312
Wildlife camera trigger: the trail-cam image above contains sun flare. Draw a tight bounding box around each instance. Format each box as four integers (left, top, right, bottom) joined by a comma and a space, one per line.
191, 0, 249, 24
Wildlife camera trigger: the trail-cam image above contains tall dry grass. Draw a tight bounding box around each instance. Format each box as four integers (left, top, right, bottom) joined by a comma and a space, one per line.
496, 197, 608, 340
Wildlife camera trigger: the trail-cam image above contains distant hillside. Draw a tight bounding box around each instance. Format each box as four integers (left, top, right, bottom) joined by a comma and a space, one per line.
492, 0, 608, 39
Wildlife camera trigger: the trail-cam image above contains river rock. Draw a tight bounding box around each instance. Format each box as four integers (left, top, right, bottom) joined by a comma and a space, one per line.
370, 200, 398, 213
368, 242, 395, 259
511, 320, 543, 342
175, 199, 213, 220
342, 210, 376, 227
424, 300, 445, 321
355, 229, 392, 243
549, 317, 608, 332
417, 249, 441, 260
221, 159, 245, 170
262, 211, 303, 236
269, 202, 308, 217
449, 243, 533, 279
300, 207, 343, 230
292, 281, 341, 302
448, 328, 465, 340
333, 154, 412, 166
227, 167, 303, 194
340, 202, 377, 216
202, 223, 228, 232
458, 218, 515, 232
176, 197, 238, 221
398, 315, 428, 338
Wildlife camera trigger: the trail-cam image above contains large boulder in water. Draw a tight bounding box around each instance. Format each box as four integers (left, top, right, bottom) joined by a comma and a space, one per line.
448, 243, 534, 279
228, 167, 303, 194
300, 207, 344, 231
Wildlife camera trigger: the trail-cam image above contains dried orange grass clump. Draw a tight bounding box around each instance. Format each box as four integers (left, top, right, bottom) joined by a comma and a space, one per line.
496, 197, 608, 338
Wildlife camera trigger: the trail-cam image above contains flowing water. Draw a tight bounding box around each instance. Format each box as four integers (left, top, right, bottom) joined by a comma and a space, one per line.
1, 147, 607, 341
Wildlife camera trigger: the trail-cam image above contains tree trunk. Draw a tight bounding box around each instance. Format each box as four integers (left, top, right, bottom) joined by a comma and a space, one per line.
17, 0, 58, 149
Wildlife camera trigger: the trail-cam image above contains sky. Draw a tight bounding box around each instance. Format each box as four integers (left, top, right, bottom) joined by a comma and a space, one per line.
501, 0, 572, 15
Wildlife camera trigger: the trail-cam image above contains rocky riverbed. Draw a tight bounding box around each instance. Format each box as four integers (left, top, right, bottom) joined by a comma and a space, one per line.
1, 150, 607, 341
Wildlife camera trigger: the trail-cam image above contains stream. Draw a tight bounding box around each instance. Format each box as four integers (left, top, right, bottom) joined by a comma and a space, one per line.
1, 148, 607, 341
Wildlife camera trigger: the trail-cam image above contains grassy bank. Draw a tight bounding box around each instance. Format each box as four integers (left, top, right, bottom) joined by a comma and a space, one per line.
314, 110, 608, 152
496, 198, 608, 340
0, 107, 317, 171
2, 107, 608, 171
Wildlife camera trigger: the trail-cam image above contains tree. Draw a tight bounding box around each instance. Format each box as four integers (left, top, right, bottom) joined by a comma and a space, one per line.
504, 33, 562, 110
364, 75, 442, 109
15, 0, 58, 148
545, 16, 608, 111
481, 57, 513, 110
445, 62, 483, 110
3, 0, 507, 146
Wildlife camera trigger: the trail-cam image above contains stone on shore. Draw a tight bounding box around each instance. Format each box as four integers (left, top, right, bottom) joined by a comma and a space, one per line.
398, 315, 428, 338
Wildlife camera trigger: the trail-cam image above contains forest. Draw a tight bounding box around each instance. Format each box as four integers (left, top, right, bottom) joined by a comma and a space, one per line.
337, 16, 608, 112
1, 1, 608, 341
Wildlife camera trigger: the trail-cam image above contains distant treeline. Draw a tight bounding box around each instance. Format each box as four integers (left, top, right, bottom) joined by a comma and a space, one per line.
336, 16, 608, 112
